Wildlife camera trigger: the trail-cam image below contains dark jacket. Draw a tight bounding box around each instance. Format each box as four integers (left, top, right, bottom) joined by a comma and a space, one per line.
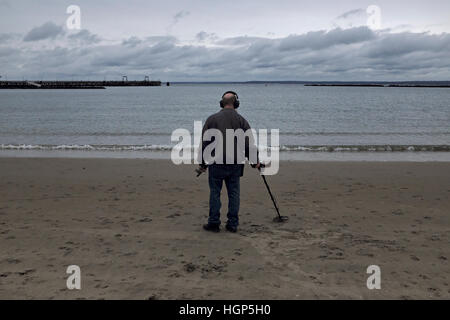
200, 108, 258, 176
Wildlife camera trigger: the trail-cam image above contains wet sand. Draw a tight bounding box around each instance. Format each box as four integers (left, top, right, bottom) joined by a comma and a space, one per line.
0, 158, 448, 299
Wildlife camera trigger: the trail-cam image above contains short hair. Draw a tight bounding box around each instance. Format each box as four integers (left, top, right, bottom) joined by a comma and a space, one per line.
222, 93, 237, 107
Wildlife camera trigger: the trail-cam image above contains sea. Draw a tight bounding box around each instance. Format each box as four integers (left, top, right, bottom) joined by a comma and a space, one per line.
0, 83, 449, 161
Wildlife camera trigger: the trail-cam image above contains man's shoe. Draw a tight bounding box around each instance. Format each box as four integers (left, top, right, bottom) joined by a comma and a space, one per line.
225, 225, 237, 233
203, 224, 220, 233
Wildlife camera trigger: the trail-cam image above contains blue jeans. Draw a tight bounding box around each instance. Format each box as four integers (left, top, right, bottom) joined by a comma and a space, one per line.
208, 164, 242, 227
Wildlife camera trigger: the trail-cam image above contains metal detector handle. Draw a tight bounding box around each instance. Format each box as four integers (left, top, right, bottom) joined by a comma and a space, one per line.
195, 166, 207, 177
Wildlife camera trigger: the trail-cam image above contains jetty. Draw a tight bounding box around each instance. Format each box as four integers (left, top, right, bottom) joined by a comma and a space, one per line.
0, 80, 162, 89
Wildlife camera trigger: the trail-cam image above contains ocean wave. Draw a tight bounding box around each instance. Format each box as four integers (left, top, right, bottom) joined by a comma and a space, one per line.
280, 131, 450, 136
1, 144, 449, 152
279, 145, 450, 152
2, 131, 448, 137
0, 144, 173, 151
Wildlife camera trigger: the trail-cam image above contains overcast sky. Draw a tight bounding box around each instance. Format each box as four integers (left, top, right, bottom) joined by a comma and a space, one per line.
1, 0, 449, 81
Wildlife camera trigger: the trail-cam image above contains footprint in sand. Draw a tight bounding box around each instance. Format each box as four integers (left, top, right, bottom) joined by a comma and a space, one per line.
6, 258, 21, 264
184, 262, 196, 273
16, 269, 36, 276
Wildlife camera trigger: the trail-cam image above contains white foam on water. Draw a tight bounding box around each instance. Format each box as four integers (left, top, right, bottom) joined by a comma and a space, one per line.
1, 144, 449, 152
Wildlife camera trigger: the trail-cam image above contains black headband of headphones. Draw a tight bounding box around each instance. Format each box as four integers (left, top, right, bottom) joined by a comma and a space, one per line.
220, 91, 240, 109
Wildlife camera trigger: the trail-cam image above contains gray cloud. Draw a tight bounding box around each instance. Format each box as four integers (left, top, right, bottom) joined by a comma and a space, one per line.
364, 32, 450, 58
145, 35, 178, 45
195, 31, 218, 42
278, 27, 375, 51
23, 22, 65, 42
333, 8, 367, 29
173, 10, 190, 24
0, 32, 20, 42
122, 36, 142, 47
0, 47, 19, 58
166, 10, 190, 32
3, 26, 450, 81
336, 8, 365, 20
217, 36, 269, 46
67, 30, 101, 45
0, 0, 10, 8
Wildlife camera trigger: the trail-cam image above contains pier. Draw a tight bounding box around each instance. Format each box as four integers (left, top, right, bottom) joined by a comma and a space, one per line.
0, 80, 162, 89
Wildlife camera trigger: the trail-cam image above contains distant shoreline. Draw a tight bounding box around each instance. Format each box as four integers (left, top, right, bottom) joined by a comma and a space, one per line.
304, 84, 450, 88
0, 80, 162, 89
171, 80, 450, 86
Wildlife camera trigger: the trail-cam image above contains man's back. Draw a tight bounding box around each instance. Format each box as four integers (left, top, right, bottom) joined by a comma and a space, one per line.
202, 108, 255, 168
204, 108, 250, 137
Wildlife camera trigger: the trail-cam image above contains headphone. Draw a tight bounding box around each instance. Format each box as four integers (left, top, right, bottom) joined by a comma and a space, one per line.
220, 91, 240, 109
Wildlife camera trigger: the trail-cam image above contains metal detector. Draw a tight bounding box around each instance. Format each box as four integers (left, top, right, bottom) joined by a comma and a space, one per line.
259, 165, 288, 223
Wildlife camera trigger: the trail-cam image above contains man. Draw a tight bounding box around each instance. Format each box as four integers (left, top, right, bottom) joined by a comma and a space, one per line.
197, 91, 260, 233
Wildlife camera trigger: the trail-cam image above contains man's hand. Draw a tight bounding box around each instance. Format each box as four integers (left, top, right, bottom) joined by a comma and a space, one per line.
251, 162, 262, 170
195, 165, 207, 177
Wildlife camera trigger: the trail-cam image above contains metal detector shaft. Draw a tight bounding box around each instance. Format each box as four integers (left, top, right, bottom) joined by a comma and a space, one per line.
261, 174, 282, 220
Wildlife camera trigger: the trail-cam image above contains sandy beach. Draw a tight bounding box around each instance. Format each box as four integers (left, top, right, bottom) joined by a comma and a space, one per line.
0, 158, 448, 299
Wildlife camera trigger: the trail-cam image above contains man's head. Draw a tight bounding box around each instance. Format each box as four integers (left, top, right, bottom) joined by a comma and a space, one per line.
220, 91, 240, 109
